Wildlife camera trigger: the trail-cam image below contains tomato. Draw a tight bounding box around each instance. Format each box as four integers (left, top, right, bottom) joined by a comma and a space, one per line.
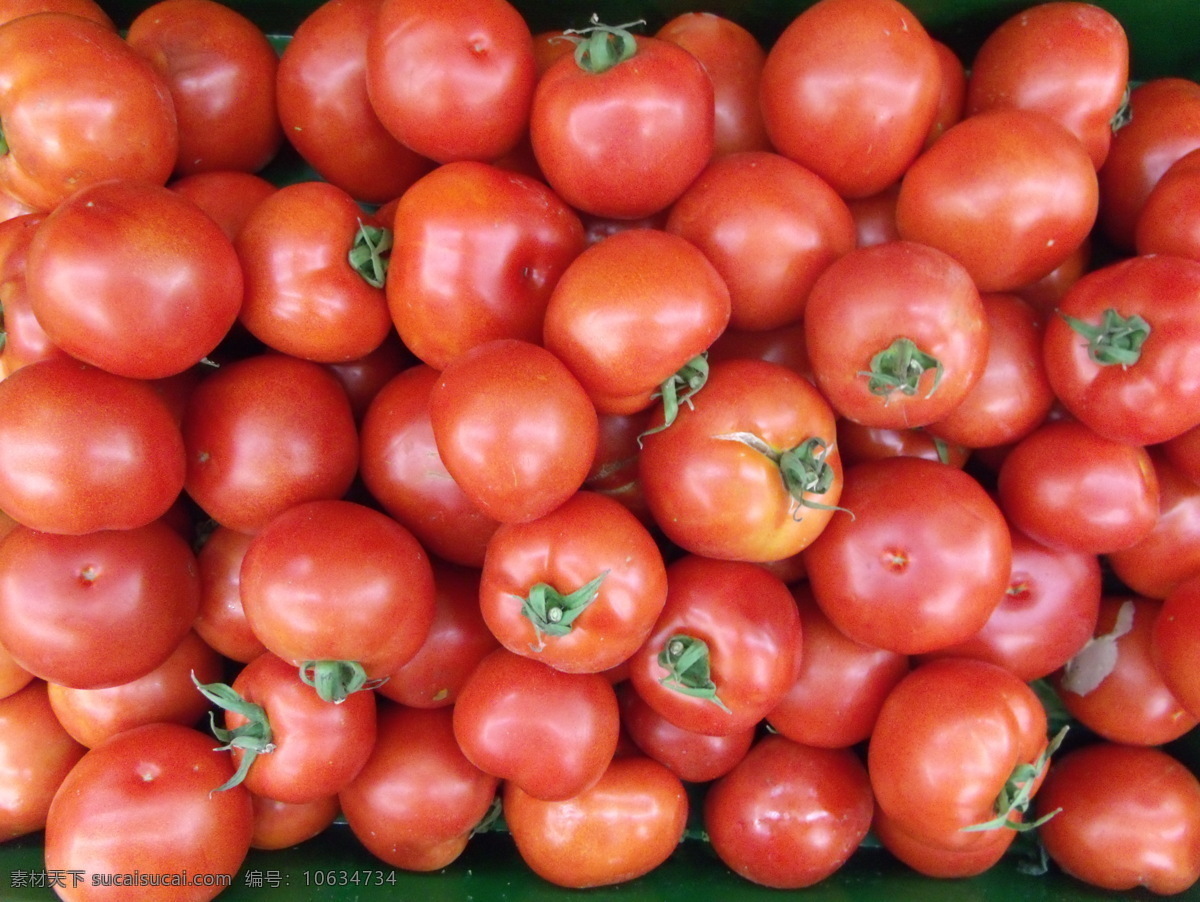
1041, 253, 1200, 446
168, 170, 276, 241
126, 0, 281, 176
0, 519, 199, 689
542, 228, 730, 416
965, 1, 1128, 169
0, 360, 186, 534
872, 805, 1015, 878
924, 40, 966, 148
1035, 742, 1200, 895
239, 499, 436, 702
627, 555, 801, 737
504, 754, 688, 888
324, 332, 414, 424
664, 151, 856, 331
531, 27, 712, 220
804, 240, 988, 430
250, 793, 339, 851
638, 357, 843, 562
452, 647, 620, 800
366, 0, 536, 164
766, 584, 909, 749
194, 525, 266, 663
705, 321, 812, 380
1153, 574, 1200, 719
704, 735, 873, 889
44, 722, 255, 902
0, 211, 70, 378
760, 0, 940, 198
0, 0, 112, 28
845, 184, 901, 249
181, 352, 359, 534
1053, 595, 1197, 746
277, 0, 433, 204
1016, 236, 1092, 319
836, 419, 970, 469
429, 338, 599, 524
803, 456, 1012, 655
0, 639, 33, 701
235, 181, 393, 363
0, 12, 177, 210
655, 12, 770, 158
896, 109, 1098, 293
385, 159, 585, 370
0, 680, 86, 840
48, 630, 221, 749
1163, 420, 1200, 487
922, 527, 1102, 682
584, 409, 655, 526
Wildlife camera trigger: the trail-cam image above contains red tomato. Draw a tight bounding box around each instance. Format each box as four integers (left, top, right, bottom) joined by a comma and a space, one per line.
705, 320, 812, 380
168, 170, 276, 242
1016, 236, 1092, 319
126, 0, 282, 175
429, 339, 599, 524
846, 184, 901, 248
896, 109, 1098, 293
0, 640, 33, 701
1035, 743, 1200, 895
239, 499, 436, 702
1153, 574, 1200, 719
277, 0, 433, 204
323, 332, 415, 424
194, 526, 266, 663
0, 12, 177, 210
872, 804, 1015, 878
665, 151, 856, 331
504, 754, 688, 888
1042, 254, 1200, 446
44, 722, 255, 902
924, 40, 966, 148
804, 240, 988, 429
1136, 147, 1200, 259
803, 456, 1012, 655
628, 555, 801, 737
965, 1, 1128, 169
249, 793, 339, 851
384, 160, 585, 370
340, 703, 499, 871
366, 0, 536, 164
235, 181, 393, 363
836, 419, 970, 469
542, 228, 731, 416
181, 352, 359, 534
0, 360, 186, 535
0, 0, 112, 28
0, 680, 86, 840
0, 211, 70, 378
1163, 420, 1200, 487
638, 357, 843, 562
759, 0, 941, 198
583, 409, 655, 525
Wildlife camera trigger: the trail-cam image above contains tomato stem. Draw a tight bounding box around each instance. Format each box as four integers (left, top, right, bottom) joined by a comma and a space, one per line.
348, 220, 392, 289
1110, 84, 1132, 132
190, 671, 275, 794
516, 570, 609, 651
562, 13, 643, 73
657, 634, 731, 713
0, 120, 7, 156
715, 432, 852, 520
859, 337, 943, 399
298, 659, 384, 704
638, 353, 710, 445
1059, 307, 1150, 367
961, 725, 1069, 833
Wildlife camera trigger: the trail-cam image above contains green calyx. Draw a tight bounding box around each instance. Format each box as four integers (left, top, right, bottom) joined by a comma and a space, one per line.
859, 337, 943, 400
348, 220, 392, 288
299, 659, 384, 704
657, 634, 731, 713
1060, 307, 1150, 367
961, 725, 1069, 834
0, 119, 7, 156
638, 353, 710, 445
716, 431, 851, 520
191, 671, 275, 794
517, 570, 609, 652
562, 13, 643, 73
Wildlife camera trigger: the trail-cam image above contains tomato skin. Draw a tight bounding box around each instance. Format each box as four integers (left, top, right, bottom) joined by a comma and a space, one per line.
924, 40, 966, 148
531, 35, 713, 220
1035, 743, 1200, 895
366, 0, 536, 164
44, 722, 255, 902
0, 641, 33, 701
872, 805, 1014, 878
126, 0, 282, 176
324, 332, 414, 424
760, 0, 940, 199
505, 754, 688, 889
0, 0, 112, 28
0, 361, 185, 535
836, 419, 969, 469
0, 212, 70, 378
385, 160, 585, 371
0, 13, 177, 210
452, 648, 620, 801
168, 170, 276, 242
194, 526, 266, 663
803, 456, 1012, 655
249, 793, 339, 851
1153, 575, 1200, 719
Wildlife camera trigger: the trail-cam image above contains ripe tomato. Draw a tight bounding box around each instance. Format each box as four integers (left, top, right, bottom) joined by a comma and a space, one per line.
638, 357, 843, 562
584, 409, 655, 525
384, 160, 585, 370
324, 332, 414, 423
194, 526, 266, 664
168, 170, 276, 242
0, 0, 112, 28
804, 240, 988, 429
803, 456, 1012, 655
249, 793, 339, 851
924, 40, 966, 148
366, 0, 536, 163
0, 12, 177, 210
627, 555, 801, 737
1035, 743, 1200, 895
0, 640, 33, 701
239, 499, 436, 702
530, 27, 712, 219
1135, 147, 1200, 259
125, 0, 282, 175
704, 735, 873, 889
44, 722, 255, 902
0, 212, 70, 378
504, 754, 688, 888
835, 419, 970, 469
1153, 574, 1200, 719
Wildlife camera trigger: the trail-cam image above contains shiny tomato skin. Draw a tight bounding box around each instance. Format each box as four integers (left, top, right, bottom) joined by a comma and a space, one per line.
760, 0, 940, 198
0, 360, 186, 535
704, 735, 873, 889
44, 722, 255, 902
168, 170, 276, 242
1135, 147, 1200, 260
504, 754, 688, 889
0, 13, 177, 210
249, 793, 339, 851
924, 40, 966, 148
125, 0, 282, 176
1153, 574, 1200, 719
0, 0, 112, 27
366, 0, 536, 164
323, 332, 415, 424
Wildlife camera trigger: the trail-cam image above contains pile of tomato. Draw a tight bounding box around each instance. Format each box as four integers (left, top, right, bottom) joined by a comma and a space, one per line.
3, 0, 1200, 898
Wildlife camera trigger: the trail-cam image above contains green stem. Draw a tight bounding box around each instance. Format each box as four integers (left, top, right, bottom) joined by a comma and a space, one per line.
657, 634, 731, 713
516, 570, 609, 651
0, 119, 7, 156
859, 337, 943, 399
961, 726, 1069, 833
348, 220, 392, 289
562, 14, 643, 73
716, 432, 852, 520
191, 671, 274, 794
1060, 307, 1150, 366
638, 353, 709, 445
298, 659, 383, 704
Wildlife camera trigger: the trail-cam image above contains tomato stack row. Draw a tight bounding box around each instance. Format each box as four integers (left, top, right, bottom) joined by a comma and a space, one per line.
2, 0, 1200, 898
